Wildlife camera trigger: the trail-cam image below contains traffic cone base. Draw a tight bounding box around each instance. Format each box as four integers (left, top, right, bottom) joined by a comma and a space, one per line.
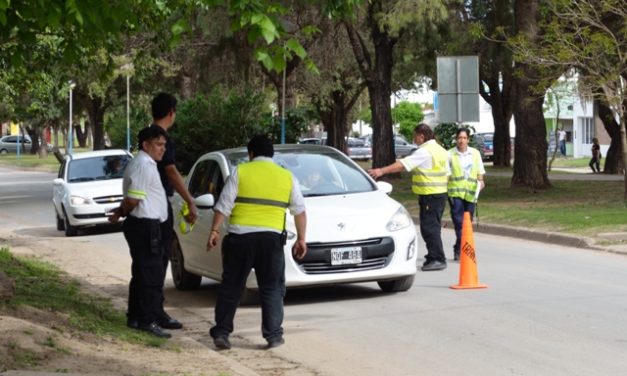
450, 211, 488, 290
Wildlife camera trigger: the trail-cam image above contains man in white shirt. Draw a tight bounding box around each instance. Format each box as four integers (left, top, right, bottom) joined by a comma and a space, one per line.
558, 128, 566, 156
368, 124, 450, 271
109, 126, 171, 338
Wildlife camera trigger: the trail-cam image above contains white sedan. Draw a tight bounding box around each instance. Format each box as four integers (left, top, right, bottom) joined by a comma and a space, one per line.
170, 144, 418, 297
53, 149, 132, 236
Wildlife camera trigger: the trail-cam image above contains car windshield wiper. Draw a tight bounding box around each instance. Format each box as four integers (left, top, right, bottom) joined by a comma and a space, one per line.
69, 177, 96, 182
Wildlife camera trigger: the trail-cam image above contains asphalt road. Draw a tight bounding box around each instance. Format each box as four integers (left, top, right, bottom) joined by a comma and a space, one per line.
1, 166, 627, 376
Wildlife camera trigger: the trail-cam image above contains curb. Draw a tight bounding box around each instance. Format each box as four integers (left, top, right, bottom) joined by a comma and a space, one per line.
412, 217, 627, 256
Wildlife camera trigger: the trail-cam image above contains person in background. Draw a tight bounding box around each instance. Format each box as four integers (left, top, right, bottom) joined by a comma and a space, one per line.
206, 134, 307, 350
148, 92, 198, 330
108, 126, 171, 338
448, 128, 485, 261
367, 124, 450, 271
558, 128, 567, 157
589, 138, 601, 173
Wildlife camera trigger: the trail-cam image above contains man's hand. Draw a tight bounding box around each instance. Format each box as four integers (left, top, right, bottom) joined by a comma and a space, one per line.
367, 168, 383, 179
185, 202, 198, 224
292, 239, 307, 260
206, 231, 219, 252
108, 207, 122, 224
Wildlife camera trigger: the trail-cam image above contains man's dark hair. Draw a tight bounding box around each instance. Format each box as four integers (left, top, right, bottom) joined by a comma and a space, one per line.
413, 123, 435, 141
151, 92, 177, 120
247, 134, 274, 158
456, 128, 471, 138
137, 126, 167, 150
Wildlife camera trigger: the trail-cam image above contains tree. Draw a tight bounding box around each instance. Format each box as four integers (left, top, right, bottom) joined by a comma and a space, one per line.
339, 0, 448, 169
392, 101, 424, 141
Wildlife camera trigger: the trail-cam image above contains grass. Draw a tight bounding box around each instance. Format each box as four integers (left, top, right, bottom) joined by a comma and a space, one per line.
549, 157, 594, 168
0, 247, 168, 348
0, 147, 95, 172
384, 171, 627, 238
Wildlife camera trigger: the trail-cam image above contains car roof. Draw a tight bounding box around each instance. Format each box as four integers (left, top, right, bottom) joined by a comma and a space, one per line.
66, 149, 132, 161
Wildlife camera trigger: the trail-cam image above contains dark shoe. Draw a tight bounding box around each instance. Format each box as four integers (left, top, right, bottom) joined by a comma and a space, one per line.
453, 253, 460, 262
421, 261, 447, 271
213, 336, 231, 350
126, 317, 139, 329
157, 313, 183, 329
138, 322, 171, 338
266, 337, 285, 349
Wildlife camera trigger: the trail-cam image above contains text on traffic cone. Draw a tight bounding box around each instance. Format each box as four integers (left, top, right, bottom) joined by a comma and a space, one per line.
450, 211, 487, 290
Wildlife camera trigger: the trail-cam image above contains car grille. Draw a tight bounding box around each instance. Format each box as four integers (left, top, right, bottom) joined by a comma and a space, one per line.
296, 237, 394, 275
93, 195, 124, 205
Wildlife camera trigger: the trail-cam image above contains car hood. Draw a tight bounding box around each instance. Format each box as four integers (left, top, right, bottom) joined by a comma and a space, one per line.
66, 179, 123, 198
291, 190, 410, 242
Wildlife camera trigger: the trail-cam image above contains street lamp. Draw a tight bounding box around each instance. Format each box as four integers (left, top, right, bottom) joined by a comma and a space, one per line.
68, 80, 76, 155
121, 63, 134, 151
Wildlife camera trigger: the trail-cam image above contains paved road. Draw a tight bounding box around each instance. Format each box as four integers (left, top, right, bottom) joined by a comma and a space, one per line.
2, 167, 627, 376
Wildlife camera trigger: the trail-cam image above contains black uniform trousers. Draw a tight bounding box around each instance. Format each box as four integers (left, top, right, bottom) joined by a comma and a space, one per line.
419, 193, 447, 264
210, 232, 286, 342
449, 197, 476, 257
157, 200, 174, 318
123, 216, 165, 326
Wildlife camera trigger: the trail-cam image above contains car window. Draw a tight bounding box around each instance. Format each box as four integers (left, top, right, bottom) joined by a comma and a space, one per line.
188, 159, 224, 199
67, 155, 131, 182
228, 150, 376, 197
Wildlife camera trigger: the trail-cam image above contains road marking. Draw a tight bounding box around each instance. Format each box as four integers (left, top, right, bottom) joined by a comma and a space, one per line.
0, 195, 33, 200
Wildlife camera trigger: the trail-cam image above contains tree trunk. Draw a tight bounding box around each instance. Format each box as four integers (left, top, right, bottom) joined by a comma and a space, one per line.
86, 98, 107, 150
38, 127, 48, 158
481, 72, 513, 167
597, 100, 623, 174
511, 0, 551, 189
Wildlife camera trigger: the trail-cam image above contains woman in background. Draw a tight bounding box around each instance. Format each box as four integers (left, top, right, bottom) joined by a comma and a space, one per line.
589, 138, 601, 173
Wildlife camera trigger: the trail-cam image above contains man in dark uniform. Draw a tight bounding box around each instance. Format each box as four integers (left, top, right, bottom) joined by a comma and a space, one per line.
109, 126, 171, 338
206, 135, 307, 350
148, 93, 198, 330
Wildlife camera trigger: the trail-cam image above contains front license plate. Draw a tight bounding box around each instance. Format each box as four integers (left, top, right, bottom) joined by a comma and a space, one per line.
330, 247, 362, 265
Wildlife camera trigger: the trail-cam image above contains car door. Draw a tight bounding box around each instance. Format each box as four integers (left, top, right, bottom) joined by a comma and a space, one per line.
52, 160, 68, 216
182, 157, 226, 279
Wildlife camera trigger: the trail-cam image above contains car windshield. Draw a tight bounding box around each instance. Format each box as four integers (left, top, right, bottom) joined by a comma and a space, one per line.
67, 155, 131, 182
227, 150, 376, 197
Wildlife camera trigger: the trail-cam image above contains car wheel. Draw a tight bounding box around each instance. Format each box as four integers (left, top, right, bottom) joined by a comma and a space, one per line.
0, 149, 8, 154
56, 210, 65, 231
170, 236, 201, 290
377, 275, 415, 293
63, 208, 78, 237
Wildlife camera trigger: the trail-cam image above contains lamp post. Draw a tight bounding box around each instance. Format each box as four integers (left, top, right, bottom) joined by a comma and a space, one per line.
121, 63, 134, 151
68, 80, 76, 155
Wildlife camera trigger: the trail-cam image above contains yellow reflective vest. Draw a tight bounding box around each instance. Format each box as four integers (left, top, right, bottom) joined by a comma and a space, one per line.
411, 141, 449, 195
230, 160, 292, 231
448, 147, 482, 203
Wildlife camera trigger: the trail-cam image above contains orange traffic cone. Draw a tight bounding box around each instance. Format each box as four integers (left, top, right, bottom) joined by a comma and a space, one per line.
450, 211, 487, 290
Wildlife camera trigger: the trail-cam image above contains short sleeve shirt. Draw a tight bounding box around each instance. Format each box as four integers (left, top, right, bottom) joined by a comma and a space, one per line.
123, 150, 168, 222
399, 140, 451, 176
450, 146, 486, 179
149, 124, 175, 196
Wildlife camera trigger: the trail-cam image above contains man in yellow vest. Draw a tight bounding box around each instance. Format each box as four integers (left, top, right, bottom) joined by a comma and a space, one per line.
206, 134, 307, 350
368, 124, 450, 271
448, 128, 485, 261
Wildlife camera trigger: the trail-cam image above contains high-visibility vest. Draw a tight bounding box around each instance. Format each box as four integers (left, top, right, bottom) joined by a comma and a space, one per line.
448, 147, 482, 203
411, 141, 449, 195
230, 160, 292, 231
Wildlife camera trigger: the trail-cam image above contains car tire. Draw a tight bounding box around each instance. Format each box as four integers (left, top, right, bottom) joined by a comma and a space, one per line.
377, 275, 415, 292
63, 208, 78, 237
0, 149, 8, 154
170, 236, 202, 290
56, 210, 65, 231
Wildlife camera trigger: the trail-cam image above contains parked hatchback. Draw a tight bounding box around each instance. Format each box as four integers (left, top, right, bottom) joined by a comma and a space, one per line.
170, 144, 418, 298
53, 149, 132, 236
0, 135, 32, 154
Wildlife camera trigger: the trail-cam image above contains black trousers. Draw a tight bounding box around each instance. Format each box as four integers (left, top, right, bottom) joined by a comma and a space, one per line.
449, 197, 476, 256
210, 232, 286, 341
419, 193, 447, 264
157, 200, 174, 318
123, 216, 165, 325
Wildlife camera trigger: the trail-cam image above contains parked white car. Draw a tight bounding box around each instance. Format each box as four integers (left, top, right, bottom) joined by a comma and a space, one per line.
170, 144, 418, 298
53, 149, 132, 236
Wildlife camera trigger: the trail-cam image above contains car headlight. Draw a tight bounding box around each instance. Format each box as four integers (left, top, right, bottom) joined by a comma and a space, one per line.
386, 206, 412, 232
70, 196, 89, 205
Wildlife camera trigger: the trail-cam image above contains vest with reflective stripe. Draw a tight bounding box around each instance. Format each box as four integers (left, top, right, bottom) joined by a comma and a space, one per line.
448, 147, 482, 203
230, 160, 292, 231
411, 141, 449, 195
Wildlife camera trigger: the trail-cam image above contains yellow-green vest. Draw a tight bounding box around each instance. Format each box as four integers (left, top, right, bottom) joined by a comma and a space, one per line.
411, 141, 449, 195
230, 160, 292, 231
448, 147, 482, 203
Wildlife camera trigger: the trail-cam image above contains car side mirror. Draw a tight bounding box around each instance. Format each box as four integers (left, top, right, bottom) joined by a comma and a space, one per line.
194, 193, 215, 209
53, 178, 64, 185
377, 181, 393, 195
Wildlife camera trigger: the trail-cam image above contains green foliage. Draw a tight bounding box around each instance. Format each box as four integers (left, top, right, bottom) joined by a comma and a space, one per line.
392, 101, 424, 141
105, 103, 151, 150
170, 87, 267, 173
259, 105, 317, 144
433, 123, 477, 150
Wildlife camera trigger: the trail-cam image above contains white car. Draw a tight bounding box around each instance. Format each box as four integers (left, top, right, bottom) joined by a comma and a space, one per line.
170, 144, 418, 298
53, 149, 132, 236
